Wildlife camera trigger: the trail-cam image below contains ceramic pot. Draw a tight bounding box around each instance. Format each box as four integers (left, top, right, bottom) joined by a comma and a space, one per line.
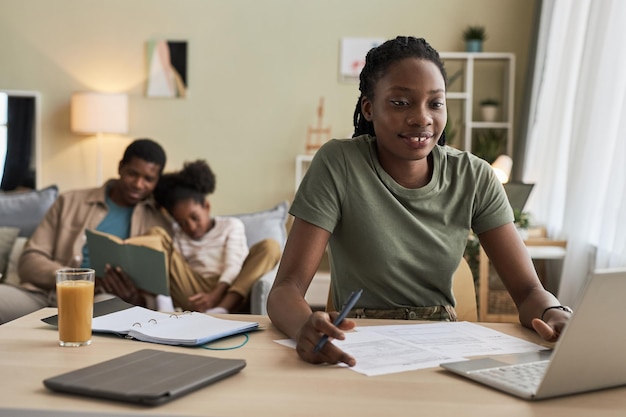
465, 40, 483, 52
480, 105, 499, 122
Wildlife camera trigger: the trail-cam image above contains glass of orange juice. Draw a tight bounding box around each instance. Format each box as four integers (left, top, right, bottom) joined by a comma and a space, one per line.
56, 268, 95, 347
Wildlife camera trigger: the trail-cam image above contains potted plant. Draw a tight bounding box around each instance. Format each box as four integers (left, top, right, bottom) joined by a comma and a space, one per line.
480, 98, 500, 122
472, 128, 506, 164
514, 209, 531, 240
463, 25, 486, 52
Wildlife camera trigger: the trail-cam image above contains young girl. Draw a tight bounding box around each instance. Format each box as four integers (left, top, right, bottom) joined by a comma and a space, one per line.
153, 160, 280, 313
267, 36, 571, 366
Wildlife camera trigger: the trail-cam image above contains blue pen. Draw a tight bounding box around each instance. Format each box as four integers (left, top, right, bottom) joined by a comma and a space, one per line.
313, 289, 363, 353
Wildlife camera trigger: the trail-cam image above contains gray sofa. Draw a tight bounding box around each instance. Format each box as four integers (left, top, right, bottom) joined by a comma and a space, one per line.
227, 201, 288, 314
0, 186, 287, 315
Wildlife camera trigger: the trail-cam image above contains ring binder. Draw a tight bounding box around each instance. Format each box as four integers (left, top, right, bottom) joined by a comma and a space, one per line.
91, 305, 258, 346
42, 300, 260, 347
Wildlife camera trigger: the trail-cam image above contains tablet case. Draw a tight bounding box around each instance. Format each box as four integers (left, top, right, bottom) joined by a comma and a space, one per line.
41, 297, 135, 326
43, 349, 246, 406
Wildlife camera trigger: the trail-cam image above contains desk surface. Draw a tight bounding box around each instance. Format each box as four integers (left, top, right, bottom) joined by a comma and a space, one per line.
1, 309, 625, 417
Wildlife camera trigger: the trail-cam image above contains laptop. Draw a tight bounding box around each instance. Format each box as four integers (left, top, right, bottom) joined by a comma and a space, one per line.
441, 268, 626, 400
43, 349, 246, 406
503, 182, 534, 213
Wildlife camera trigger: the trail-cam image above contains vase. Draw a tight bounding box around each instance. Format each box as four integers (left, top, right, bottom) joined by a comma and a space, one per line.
465, 40, 483, 52
480, 105, 499, 122
516, 227, 529, 240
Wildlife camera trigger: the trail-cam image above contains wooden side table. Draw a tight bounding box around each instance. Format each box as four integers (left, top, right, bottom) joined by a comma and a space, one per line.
478, 233, 567, 322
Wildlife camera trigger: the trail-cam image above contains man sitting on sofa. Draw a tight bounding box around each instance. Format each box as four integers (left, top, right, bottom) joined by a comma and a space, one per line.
0, 138, 172, 324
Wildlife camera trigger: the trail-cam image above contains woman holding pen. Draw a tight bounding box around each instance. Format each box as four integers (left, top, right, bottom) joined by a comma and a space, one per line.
267, 36, 571, 366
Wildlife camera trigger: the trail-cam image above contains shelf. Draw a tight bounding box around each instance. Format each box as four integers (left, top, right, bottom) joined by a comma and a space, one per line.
478, 238, 567, 322
446, 92, 470, 100
441, 52, 516, 158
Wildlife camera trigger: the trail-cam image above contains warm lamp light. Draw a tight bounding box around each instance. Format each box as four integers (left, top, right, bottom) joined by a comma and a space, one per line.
491, 154, 513, 183
71, 92, 129, 185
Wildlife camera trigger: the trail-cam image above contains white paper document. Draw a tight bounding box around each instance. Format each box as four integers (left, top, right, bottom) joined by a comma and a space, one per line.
276, 321, 547, 376
332, 330, 462, 376
355, 322, 546, 358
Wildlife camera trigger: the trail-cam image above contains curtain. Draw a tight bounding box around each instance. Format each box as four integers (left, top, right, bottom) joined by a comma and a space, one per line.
523, 0, 626, 305
1, 96, 35, 190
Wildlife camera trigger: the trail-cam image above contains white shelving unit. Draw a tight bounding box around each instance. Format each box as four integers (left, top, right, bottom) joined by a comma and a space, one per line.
295, 154, 313, 191
440, 52, 515, 157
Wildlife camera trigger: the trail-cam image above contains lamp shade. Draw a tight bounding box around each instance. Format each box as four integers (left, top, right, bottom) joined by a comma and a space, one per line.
491, 154, 513, 183
71, 92, 128, 134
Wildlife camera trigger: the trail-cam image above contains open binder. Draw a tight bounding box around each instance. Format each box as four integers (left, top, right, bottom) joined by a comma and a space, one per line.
42, 298, 259, 347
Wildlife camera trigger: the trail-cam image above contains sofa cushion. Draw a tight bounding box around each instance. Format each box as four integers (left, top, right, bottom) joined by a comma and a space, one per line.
0, 185, 59, 237
0, 227, 20, 281
229, 201, 289, 249
4, 237, 27, 286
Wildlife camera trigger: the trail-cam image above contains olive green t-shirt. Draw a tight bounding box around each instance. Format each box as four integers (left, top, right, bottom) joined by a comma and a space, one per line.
290, 135, 513, 310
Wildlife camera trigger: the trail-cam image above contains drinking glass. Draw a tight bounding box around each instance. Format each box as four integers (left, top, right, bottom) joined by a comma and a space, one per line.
56, 268, 95, 347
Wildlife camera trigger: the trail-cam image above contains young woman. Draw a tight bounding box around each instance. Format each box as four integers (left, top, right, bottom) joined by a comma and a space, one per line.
153, 160, 280, 313
267, 36, 571, 366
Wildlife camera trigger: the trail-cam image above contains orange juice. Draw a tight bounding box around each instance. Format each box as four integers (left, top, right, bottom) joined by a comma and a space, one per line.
56, 280, 94, 346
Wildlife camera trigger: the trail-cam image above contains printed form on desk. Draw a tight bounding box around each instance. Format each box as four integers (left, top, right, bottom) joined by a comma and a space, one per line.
275, 322, 547, 376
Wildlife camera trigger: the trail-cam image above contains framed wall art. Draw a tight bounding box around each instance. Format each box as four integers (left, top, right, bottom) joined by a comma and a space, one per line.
339, 37, 383, 83
146, 40, 188, 98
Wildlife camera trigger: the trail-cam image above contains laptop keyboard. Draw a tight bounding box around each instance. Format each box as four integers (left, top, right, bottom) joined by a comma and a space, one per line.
469, 360, 549, 392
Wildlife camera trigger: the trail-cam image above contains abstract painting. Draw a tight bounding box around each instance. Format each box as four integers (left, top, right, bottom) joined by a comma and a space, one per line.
146, 40, 188, 98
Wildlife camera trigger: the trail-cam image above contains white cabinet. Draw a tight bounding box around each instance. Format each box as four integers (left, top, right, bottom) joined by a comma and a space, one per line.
294, 154, 331, 309
440, 52, 515, 159
295, 154, 313, 191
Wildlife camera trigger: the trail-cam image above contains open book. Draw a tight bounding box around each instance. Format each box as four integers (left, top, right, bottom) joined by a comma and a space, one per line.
42, 298, 259, 347
85, 229, 169, 296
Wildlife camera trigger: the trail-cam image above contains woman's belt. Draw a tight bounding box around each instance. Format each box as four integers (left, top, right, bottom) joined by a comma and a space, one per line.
347, 305, 457, 321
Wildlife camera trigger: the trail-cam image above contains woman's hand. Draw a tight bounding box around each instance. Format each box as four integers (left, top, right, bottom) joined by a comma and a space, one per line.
295, 311, 357, 366
531, 309, 571, 343
98, 264, 147, 307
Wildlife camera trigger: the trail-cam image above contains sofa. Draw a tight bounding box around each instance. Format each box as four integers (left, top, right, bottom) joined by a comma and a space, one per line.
0, 186, 288, 315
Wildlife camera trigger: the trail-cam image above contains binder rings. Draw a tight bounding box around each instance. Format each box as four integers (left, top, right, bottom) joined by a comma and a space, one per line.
43, 349, 246, 406
42, 298, 259, 347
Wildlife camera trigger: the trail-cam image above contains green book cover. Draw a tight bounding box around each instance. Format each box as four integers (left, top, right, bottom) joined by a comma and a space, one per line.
85, 229, 169, 296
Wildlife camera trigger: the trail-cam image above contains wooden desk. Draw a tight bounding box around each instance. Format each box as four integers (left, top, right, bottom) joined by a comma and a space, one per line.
2, 310, 625, 416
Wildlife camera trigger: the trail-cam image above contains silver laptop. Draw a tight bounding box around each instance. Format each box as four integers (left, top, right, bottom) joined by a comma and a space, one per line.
441, 268, 626, 400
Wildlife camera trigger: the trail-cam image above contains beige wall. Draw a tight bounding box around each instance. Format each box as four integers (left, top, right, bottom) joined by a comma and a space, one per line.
1, 0, 536, 215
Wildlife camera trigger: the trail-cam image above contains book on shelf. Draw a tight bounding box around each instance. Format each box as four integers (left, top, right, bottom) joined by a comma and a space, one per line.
42, 297, 259, 347
85, 229, 169, 296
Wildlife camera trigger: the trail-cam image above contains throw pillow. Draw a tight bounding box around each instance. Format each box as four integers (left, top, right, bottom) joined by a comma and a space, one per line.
0, 185, 59, 237
4, 237, 27, 286
229, 201, 289, 249
0, 227, 20, 281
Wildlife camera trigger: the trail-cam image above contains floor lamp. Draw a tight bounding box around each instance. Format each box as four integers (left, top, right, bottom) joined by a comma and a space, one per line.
70, 92, 128, 185
491, 154, 513, 184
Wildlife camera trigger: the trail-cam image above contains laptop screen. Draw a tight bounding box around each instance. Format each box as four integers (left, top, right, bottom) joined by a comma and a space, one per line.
503, 182, 534, 213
